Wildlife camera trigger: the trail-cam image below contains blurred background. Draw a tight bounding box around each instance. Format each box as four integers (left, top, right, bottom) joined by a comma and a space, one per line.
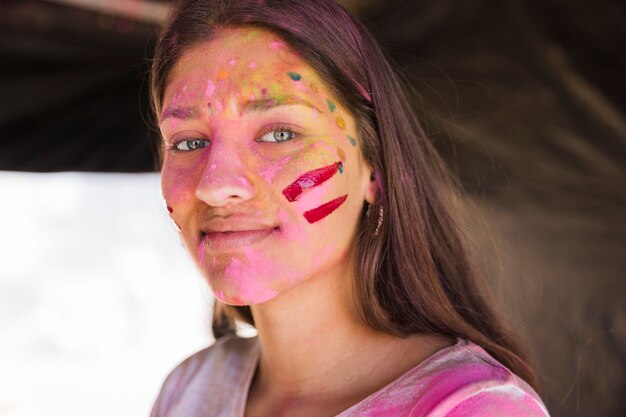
0, 0, 624, 416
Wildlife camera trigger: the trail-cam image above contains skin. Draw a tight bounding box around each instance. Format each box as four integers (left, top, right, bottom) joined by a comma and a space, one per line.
160, 28, 451, 417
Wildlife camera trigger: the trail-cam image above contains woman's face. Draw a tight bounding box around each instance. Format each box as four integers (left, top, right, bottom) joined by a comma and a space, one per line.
159, 27, 375, 305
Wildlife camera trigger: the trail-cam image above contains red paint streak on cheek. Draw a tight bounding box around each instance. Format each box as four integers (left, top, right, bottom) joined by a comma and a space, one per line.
282, 161, 343, 202
303, 194, 348, 223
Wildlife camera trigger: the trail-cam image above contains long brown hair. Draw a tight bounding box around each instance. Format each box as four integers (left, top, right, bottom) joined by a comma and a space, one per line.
151, 0, 538, 388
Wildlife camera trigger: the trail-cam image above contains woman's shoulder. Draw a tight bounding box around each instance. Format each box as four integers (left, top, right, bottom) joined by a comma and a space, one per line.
150, 334, 259, 417
411, 339, 550, 417
346, 339, 550, 417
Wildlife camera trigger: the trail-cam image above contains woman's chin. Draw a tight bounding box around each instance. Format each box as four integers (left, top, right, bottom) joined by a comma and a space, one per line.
212, 286, 279, 306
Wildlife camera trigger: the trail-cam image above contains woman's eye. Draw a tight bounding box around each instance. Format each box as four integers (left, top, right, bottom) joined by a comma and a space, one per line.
174, 139, 210, 151
258, 128, 296, 143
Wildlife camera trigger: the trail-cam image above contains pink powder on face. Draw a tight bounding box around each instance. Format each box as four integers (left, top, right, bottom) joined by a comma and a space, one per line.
229, 58, 237, 66
303, 194, 348, 223
269, 39, 285, 49
214, 289, 225, 301
224, 249, 287, 304
204, 80, 216, 98
197, 239, 207, 267
237, 176, 252, 187
259, 155, 290, 183
249, 61, 257, 69
277, 209, 309, 243
293, 81, 307, 92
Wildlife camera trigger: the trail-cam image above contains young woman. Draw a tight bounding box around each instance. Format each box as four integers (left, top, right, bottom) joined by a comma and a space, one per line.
150, 0, 550, 416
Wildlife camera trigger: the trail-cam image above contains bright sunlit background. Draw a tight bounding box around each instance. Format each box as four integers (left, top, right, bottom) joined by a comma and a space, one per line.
0, 172, 214, 417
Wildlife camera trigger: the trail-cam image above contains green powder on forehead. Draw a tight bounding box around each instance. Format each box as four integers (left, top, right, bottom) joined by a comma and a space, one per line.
287, 72, 302, 81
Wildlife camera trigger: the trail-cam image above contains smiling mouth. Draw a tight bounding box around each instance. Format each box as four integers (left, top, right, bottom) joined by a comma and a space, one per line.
201, 227, 279, 251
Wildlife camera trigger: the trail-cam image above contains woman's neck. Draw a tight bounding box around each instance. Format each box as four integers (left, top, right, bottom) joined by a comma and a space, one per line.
248, 262, 451, 409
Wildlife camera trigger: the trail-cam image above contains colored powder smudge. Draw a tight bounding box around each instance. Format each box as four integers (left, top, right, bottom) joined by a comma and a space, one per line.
336, 116, 346, 130
161, 106, 194, 120
204, 80, 215, 98
229, 58, 237, 66
249, 61, 257, 69
338, 162, 344, 174
277, 209, 309, 243
337, 147, 346, 161
310, 82, 318, 93
304, 194, 348, 223
166, 206, 173, 213
347, 135, 357, 146
355, 81, 372, 103
326, 98, 336, 112
225, 248, 292, 303
217, 68, 229, 81
197, 238, 206, 266
168, 33, 179, 48
287, 72, 302, 81
359, 398, 412, 417
270, 39, 284, 49
268, 81, 289, 103
260, 156, 290, 183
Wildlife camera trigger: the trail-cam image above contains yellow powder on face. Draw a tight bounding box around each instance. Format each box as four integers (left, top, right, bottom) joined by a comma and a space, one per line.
337, 147, 346, 161
336, 116, 346, 130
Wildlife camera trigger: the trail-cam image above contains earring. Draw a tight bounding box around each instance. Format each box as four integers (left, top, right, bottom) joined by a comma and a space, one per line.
374, 206, 383, 236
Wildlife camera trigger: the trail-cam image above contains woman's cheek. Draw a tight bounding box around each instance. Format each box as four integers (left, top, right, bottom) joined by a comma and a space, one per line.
161, 161, 199, 220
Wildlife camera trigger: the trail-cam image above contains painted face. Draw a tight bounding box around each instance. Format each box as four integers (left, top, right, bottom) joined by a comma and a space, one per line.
160, 28, 375, 305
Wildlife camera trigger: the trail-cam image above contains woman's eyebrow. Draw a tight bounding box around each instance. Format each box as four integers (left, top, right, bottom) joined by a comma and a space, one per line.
160, 105, 199, 123
244, 95, 321, 113
159, 95, 321, 122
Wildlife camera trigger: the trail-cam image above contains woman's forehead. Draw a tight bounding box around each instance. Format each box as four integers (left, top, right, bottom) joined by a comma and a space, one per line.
163, 27, 324, 107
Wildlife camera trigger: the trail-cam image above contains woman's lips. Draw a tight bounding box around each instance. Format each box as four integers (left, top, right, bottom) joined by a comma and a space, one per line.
202, 227, 278, 251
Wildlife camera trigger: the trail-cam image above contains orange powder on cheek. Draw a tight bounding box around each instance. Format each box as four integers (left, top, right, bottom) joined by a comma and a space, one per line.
337, 147, 346, 162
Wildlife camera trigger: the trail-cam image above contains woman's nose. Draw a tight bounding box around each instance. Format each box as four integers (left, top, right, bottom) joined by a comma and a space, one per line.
195, 146, 255, 207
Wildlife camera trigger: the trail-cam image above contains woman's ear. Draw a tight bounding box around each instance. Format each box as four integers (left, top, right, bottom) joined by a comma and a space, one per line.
363, 165, 378, 205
